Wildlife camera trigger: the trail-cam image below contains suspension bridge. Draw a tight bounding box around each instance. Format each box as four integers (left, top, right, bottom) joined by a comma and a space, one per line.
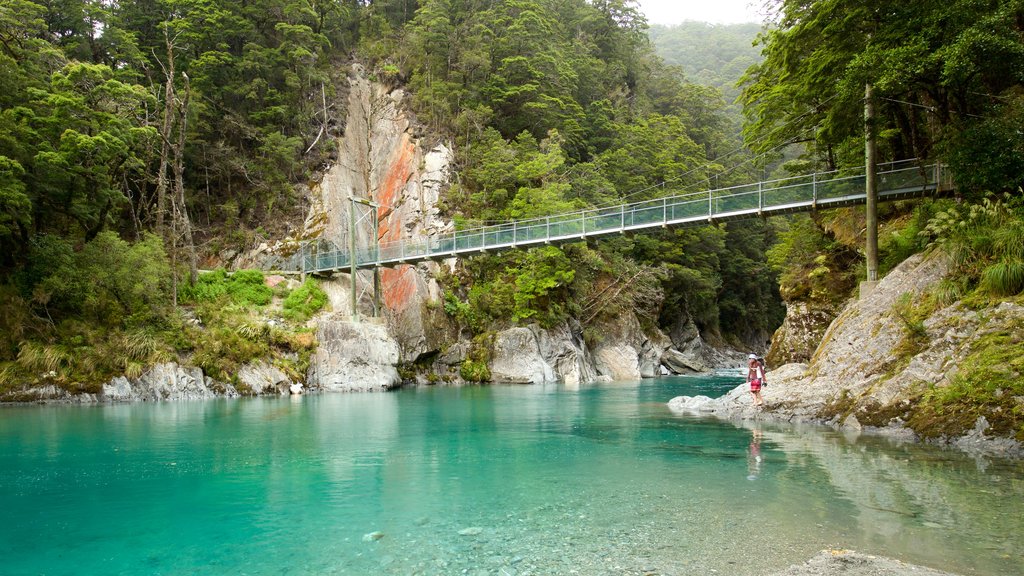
286, 161, 950, 275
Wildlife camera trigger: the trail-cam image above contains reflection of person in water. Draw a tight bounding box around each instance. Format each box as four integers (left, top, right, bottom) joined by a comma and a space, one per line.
747, 429, 763, 481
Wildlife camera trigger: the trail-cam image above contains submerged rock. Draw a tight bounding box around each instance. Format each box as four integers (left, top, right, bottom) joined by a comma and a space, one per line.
771, 549, 961, 576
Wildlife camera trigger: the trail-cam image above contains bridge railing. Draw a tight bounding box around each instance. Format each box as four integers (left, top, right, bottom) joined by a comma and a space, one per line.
292, 161, 941, 272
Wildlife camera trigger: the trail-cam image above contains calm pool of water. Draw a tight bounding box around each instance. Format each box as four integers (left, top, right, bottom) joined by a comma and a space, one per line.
1, 375, 1022, 575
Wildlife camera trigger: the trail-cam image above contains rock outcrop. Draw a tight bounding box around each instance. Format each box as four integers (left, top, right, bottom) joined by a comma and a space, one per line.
236, 361, 292, 395
668, 251, 1024, 457
591, 313, 657, 381
534, 322, 599, 387
767, 300, 841, 365
307, 317, 401, 392
102, 363, 239, 402
296, 66, 458, 371
489, 327, 557, 384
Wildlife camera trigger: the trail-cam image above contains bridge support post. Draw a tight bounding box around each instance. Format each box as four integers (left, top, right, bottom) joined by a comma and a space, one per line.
350, 196, 359, 322
865, 82, 879, 282
863, 82, 880, 297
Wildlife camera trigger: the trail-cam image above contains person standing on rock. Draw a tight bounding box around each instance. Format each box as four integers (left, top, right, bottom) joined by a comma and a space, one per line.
747, 353, 764, 407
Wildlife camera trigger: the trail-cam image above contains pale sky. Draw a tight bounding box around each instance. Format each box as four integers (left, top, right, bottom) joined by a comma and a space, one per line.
634, 0, 765, 26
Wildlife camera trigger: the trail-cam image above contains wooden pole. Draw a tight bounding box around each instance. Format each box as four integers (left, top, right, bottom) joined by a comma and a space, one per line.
865, 82, 879, 283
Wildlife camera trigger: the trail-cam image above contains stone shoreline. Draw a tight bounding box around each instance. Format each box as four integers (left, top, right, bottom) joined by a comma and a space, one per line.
667, 380, 1024, 460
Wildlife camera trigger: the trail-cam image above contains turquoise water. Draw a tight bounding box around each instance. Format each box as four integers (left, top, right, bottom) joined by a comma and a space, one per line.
1, 375, 1022, 576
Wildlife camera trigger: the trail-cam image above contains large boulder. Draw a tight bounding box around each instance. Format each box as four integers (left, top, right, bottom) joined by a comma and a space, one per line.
236, 361, 291, 395
591, 312, 668, 381
308, 317, 401, 391
660, 348, 706, 374
532, 322, 598, 387
490, 327, 556, 384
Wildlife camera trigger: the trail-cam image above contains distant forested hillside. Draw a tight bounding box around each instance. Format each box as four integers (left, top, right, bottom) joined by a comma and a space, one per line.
648, 22, 762, 107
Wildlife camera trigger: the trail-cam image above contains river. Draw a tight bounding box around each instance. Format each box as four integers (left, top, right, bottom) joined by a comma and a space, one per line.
1, 375, 1021, 575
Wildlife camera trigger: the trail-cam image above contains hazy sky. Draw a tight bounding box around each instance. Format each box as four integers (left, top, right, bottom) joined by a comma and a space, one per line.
634, 0, 765, 26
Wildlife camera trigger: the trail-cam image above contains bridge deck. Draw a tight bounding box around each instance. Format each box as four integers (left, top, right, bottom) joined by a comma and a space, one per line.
287, 163, 948, 273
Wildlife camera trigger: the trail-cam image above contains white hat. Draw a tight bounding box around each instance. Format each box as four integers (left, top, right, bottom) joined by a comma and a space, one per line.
748, 353, 757, 359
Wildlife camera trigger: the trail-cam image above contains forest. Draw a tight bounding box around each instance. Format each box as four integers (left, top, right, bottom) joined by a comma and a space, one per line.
1, 0, 1023, 398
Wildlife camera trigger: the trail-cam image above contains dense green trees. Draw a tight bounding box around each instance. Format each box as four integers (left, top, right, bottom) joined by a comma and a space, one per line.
0, 0, 353, 390
741, 0, 1024, 191
9, 0, 1019, 392
398, 0, 779, 343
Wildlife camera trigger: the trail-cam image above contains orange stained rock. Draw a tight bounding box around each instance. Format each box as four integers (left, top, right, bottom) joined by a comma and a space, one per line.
381, 265, 417, 312
377, 135, 415, 244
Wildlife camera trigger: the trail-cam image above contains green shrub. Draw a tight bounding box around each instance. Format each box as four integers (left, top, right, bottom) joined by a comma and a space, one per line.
227, 270, 272, 306
179, 269, 229, 302
459, 333, 493, 382
923, 193, 1024, 298
180, 269, 272, 307
282, 279, 328, 321
460, 359, 490, 382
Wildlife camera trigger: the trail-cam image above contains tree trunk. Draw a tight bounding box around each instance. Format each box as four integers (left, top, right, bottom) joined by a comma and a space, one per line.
155, 28, 176, 236
172, 72, 198, 286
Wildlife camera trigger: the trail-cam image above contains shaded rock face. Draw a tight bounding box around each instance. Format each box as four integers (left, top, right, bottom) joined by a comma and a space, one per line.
308, 318, 401, 392
591, 313, 668, 381
535, 322, 599, 387
102, 363, 238, 402
767, 301, 841, 366
663, 316, 746, 374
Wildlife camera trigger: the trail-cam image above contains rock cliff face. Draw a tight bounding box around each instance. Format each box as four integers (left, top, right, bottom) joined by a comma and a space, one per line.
297, 67, 457, 390
668, 251, 1024, 457
308, 318, 401, 391
297, 68, 740, 390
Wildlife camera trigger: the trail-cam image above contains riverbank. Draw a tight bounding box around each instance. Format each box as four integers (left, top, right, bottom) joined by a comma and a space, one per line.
667, 378, 1024, 460
668, 251, 1024, 460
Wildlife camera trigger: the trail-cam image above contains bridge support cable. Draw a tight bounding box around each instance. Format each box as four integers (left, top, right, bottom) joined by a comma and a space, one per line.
349, 195, 380, 322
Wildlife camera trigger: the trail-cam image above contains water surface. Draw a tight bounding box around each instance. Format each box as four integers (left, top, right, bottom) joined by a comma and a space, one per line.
1, 375, 1021, 575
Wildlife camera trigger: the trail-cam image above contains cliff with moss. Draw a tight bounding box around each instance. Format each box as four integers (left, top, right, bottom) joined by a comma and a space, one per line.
670, 195, 1024, 454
